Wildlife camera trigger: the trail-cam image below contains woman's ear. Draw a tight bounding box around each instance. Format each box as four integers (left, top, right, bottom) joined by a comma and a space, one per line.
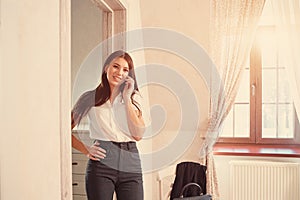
104, 65, 109, 74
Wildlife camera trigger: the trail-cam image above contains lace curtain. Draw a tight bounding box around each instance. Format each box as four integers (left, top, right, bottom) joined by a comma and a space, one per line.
271, 0, 300, 119
200, 0, 266, 199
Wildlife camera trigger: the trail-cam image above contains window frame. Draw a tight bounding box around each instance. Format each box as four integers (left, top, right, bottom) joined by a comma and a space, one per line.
218, 26, 300, 145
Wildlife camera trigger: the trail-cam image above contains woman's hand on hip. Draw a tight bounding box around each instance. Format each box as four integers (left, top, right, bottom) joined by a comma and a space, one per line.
86, 141, 106, 161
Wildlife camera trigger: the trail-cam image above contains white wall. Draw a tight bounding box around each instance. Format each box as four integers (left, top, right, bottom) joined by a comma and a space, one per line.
0, 0, 68, 199
71, 0, 103, 106
215, 155, 300, 200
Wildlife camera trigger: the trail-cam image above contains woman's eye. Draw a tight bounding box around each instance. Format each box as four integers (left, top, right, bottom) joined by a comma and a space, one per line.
124, 69, 129, 72
113, 65, 118, 68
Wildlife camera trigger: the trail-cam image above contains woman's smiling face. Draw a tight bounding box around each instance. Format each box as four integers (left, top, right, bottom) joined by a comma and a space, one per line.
106, 57, 130, 89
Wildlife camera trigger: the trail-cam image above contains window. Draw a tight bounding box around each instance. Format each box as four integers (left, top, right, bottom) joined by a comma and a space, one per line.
219, 0, 300, 145
219, 25, 300, 144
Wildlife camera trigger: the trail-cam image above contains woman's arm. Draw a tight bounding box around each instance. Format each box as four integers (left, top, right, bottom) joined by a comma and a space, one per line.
71, 113, 106, 160
122, 77, 146, 141
124, 100, 146, 141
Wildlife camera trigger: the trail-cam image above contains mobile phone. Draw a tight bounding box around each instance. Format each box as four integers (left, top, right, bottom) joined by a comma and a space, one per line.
120, 81, 126, 92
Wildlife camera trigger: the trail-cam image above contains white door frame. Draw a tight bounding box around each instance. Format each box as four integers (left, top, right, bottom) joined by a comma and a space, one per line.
59, 1, 127, 199
59, 0, 72, 199
91, 0, 127, 57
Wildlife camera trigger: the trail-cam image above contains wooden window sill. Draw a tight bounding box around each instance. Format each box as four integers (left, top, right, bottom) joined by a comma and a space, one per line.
213, 144, 300, 158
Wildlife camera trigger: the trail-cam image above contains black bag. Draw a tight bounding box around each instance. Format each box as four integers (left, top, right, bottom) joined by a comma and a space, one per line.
173, 183, 212, 200
170, 162, 207, 199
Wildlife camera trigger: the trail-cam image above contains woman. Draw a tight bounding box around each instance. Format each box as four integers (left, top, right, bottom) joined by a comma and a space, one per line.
71, 50, 147, 200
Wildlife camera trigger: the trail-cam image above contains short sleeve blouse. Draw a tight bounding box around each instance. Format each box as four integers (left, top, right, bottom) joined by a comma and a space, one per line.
87, 92, 151, 142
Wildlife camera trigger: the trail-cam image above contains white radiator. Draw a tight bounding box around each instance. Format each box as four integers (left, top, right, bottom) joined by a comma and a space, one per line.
230, 160, 300, 200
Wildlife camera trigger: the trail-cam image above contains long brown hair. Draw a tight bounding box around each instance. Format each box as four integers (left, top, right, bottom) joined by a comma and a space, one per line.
71, 50, 140, 128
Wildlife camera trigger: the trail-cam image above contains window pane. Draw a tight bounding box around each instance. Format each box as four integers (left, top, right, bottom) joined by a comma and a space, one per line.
278, 68, 292, 103
261, 44, 277, 68
262, 69, 276, 103
235, 69, 250, 103
235, 69, 249, 103
259, 28, 277, 68
234, 104, 250, 137
262, 104, 276, 138
221, 108, 234, 137
278, 104, 294, 138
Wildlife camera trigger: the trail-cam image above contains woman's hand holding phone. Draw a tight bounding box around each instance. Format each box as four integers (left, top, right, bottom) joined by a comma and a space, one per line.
121, 76, 134, 102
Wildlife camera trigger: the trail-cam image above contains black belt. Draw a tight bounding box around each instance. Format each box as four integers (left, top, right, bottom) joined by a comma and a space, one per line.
111, 141, 136, 150
95, 140, 136, 151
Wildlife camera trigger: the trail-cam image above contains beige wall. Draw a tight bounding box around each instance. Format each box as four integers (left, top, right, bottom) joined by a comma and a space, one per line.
0, 0, 69, 199
140, 0, 210, 50
139, 0, 211, 141
137, 0, 210, 199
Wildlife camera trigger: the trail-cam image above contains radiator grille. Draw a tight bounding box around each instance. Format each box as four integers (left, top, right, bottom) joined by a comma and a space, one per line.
230, 160, 300, 200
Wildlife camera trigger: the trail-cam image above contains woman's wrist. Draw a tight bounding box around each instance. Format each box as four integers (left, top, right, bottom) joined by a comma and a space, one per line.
123, 97, 131, 105
83, 145, 90, 156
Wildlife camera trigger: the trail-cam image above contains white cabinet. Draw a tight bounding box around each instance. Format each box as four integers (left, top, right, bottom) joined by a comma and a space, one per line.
72, 154, 89, 174
72, 131, 91, 200
73, 195, 88, 200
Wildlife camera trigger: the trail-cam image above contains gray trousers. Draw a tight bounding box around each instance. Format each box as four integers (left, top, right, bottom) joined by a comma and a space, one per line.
85, 140, 143, 200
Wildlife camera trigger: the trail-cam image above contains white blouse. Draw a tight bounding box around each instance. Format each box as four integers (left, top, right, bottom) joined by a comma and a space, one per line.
87, 92, 150, 142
